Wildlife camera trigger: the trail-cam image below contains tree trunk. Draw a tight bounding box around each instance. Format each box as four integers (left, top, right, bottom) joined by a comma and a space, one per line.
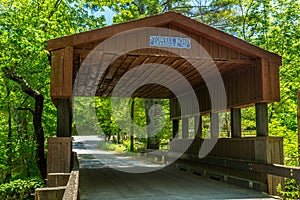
130, 98, 135, 152
3, 68, 47, 180
14, 109, 30, 176
117, 130, 120, 144
33, 95, 47, 180
4, 97, 12, 183
144, 99, 159, 149
3, 79, 12, 183
225, 112, 230, 137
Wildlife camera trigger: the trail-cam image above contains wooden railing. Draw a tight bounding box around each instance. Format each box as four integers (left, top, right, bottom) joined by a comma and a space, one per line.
174, 153, 300, 182
34, 152, 79, 200
152, 150, 300, 194
147, 136, 298, 195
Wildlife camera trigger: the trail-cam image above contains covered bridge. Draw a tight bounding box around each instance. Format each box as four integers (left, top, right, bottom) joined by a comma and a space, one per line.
40, 12, 291, 199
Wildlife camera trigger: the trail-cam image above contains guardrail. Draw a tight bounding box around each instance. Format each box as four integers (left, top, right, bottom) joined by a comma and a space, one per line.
151, 150, 300, 191
62, 152, 79, 200
34, 152, 79, 200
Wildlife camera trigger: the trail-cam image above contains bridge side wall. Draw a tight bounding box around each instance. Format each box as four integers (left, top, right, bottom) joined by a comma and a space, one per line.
171, 137, 284, 195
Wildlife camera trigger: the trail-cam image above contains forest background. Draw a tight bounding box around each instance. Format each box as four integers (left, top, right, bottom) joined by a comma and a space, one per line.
0, 0, 299, 199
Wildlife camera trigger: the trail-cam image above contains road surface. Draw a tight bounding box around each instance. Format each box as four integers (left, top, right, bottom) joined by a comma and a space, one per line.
73, 136, 278, 200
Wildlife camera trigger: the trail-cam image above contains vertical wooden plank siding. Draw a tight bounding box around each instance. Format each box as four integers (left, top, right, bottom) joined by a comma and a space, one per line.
57, 98, 72, 137
231, 108, 241, 138
47, 137, 72, 174
63, 46, 73, 97
194, 115, 202, 138
261, 59, 271, 101
266, 137, 284, 195
50, 49, 64, 97
172, 119, 179, 138
269, 62, 280, 102
256, 103, 268, 136
261, 59, 280, 102
171, 137, 283, 195
169, 63, 271, 119
182, 118, 189, 139
50, 47, 73, 99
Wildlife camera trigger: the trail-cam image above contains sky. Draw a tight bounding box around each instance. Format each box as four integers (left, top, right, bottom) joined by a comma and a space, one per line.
86, 5, 115, 25
101, 6, 115, 25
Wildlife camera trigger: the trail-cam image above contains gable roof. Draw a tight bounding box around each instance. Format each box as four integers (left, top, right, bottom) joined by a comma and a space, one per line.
46, 11, 281, 64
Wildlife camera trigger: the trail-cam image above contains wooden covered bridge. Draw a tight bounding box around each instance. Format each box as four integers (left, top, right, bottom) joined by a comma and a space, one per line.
35, 12, 300, 199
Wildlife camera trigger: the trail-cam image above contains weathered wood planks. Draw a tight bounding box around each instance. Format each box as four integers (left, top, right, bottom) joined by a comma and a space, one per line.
170, 137, 284, 195
47, 137, 72, 174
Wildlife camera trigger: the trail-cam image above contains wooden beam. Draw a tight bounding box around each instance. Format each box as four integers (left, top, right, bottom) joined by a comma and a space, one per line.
57, 98, 72, 137
194, 115, 202, 139
182, 118, 189, 139
210, 113, 219, 138
255, 103, 268, 137
172, 119, 179, 138
231, 108, 241, 138
74, 50, 258, 64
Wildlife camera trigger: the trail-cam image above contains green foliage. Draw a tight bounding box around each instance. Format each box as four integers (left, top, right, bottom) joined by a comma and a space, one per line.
93, 97, 172, 150
277, 180, 299, 199
0, 0, 106, 194
227, 0, 300, 196
97, 140, 127, 153
123, 138, 147, 152
0, 177, 44, 200
0, 0, 299, 197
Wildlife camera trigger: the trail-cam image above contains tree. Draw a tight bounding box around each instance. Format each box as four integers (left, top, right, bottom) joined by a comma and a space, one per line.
0, 0, 105, 181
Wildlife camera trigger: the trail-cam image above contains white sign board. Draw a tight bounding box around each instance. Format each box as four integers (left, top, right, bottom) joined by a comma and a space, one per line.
149, 35, 191, 49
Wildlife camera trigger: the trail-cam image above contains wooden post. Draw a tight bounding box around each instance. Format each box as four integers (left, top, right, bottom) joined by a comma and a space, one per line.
57, 98, 72, 137
47, 137, 72, 174
255, 103, 268, 137
210, 113, 219, 138
231, 108, 242, 138
194, 115, 202, 139
172, 119, 179, 138
182, 118, 189, 139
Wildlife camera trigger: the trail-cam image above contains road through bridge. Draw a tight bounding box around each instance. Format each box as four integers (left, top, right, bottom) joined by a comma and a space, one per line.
74, 136, 276, 200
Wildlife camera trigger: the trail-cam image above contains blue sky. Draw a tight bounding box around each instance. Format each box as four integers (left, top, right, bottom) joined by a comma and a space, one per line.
102, 7, 115, 25
86, 5, 115, 25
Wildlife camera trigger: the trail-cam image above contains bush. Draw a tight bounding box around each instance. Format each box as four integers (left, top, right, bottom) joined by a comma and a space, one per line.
97, 140, 127, 153
0, 177, 44, 200
277, 180, 299, 199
